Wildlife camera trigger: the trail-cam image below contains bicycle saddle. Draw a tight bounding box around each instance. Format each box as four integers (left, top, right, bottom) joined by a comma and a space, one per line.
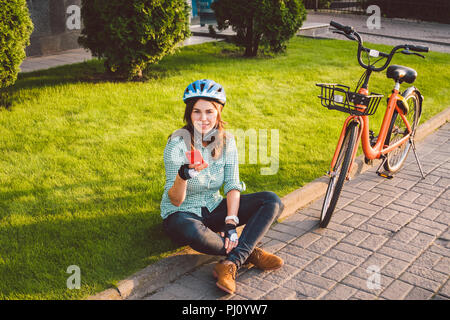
386, 65, 417, 84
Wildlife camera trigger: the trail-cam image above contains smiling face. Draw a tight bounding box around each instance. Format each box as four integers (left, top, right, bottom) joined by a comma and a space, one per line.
190, 99, 220, 135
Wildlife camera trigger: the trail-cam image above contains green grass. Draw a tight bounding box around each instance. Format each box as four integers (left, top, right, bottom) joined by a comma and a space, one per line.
1, 36, 449, 299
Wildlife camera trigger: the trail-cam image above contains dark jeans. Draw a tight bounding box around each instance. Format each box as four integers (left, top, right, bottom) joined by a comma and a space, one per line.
162, 191, 284, 269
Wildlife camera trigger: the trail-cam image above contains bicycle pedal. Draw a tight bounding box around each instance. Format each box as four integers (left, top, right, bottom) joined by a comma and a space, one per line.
377, 172, 393, 179
364, 157, 373, 165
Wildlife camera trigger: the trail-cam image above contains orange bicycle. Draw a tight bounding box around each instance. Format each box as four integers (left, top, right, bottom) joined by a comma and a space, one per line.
317, 21, 429, 228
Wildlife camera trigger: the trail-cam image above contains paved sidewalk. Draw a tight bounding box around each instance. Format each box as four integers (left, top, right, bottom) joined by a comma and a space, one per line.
19, 36, 219, 73
306, 12, 450, 53
144, 122, 450, 300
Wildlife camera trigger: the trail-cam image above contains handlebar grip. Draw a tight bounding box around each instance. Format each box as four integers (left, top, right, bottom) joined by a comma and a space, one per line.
330, 21, 354, 35
408, 44, 429, 52
330, 21, 345, 30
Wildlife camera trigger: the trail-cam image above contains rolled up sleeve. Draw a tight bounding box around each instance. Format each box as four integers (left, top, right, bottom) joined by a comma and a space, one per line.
223, 135, 246, 195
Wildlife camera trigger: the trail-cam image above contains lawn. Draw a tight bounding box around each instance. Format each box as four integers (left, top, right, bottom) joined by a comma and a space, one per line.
1, 36, 449, 299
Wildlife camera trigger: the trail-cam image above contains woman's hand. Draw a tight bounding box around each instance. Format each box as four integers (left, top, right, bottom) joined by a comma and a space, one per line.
221, 222, 239, 254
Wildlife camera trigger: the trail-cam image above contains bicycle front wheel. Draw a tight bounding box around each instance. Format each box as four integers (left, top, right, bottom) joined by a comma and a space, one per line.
384, 91, 421, 173
320, 121, 359, 228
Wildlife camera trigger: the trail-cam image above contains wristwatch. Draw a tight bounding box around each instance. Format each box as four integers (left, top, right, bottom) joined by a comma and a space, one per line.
225, 215, 239, 225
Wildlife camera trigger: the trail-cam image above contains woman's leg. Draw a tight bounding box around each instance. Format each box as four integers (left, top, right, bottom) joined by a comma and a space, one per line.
163, 210, 227, 256
206, 191, 284, 269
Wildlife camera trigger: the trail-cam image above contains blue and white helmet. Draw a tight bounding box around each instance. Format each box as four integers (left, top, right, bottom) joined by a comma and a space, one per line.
183, 79, 226, 105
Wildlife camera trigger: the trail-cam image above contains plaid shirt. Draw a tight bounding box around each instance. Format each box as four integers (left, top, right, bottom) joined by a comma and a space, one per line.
160, 132, 246, 220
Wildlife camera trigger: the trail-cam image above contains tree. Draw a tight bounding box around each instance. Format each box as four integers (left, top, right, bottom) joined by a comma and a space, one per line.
78, 0, 191, 80
0, 0, 33, 107
212, 0, 306, 57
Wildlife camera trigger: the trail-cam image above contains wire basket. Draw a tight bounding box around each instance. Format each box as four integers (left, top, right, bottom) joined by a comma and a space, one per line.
316, 83, 383, 116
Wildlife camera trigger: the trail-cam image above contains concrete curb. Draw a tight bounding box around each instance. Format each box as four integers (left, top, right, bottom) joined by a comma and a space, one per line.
87, 106, 449, 300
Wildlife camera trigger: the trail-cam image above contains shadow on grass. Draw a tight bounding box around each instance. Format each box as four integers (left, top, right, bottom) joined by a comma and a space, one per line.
0, 177, 183, 299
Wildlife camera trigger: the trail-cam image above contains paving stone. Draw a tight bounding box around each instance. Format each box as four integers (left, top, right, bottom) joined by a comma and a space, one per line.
303, 256, 338, 275
384, 239, 424, 256
307, 236, 339, 255
342, 213, 370, 228
358, 234, 389, 252
334, 242, 373, 259
432, 257, 450, 274
291, 232, 321, 248
341, 273, 393, 296
404, 287, 434, 300
234, 282, 267, 299
325, 248, 366, 266
438, 280, 450, 298
271, 222, 309, 237
282, 278, 327, 299
342, 229, 371, 246
380, 280, 414, 300
279, 244, 320, 262
381, 259, 410, 279
349, 291, 379, 300
406, 265, 448, 284
321, 284, 357, 300
276, 251, 313, 270
391, 227, 420, 243
261, 286, 297, 300
408, 232, 436, 249
322, 261, 358, 282
413, 250, 443, 269
294, 270, 337, 290
400, 272, 442, 292
312, 226, 347, 241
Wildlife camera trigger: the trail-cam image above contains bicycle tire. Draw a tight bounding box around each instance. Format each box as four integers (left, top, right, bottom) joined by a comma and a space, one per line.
384, 91, 421, 173
320, 121, 359, 228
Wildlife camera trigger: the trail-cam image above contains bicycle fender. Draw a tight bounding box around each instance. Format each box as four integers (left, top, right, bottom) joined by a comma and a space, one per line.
401, 86, 423, 120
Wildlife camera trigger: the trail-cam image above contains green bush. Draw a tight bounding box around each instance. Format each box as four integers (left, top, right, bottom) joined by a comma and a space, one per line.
0, 0, 33, 107
78, 0, 191, 79
212, 0, 306, 57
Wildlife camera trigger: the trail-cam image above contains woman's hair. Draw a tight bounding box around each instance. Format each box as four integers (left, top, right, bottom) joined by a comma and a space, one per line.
169, 98, 227, 159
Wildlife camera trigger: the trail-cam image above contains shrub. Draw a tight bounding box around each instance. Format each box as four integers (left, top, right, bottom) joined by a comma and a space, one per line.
78, 0, 191, 80
0, 0, 33, 107
212, 0, 306, 57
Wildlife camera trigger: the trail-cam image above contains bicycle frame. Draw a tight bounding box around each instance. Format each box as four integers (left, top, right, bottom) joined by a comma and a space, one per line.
329, 85, 412, 177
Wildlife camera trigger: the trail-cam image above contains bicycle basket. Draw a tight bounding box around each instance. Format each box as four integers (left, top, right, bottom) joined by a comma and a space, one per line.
316, 83, 383, 116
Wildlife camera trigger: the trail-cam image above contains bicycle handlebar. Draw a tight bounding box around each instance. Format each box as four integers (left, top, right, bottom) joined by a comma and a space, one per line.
329, 21, 429, 72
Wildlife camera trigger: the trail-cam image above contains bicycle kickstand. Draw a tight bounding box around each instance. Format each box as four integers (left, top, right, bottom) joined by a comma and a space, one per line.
410, 137, 426, 179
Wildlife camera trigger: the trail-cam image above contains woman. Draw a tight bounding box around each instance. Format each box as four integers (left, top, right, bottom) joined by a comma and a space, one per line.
160, 79, 285, 294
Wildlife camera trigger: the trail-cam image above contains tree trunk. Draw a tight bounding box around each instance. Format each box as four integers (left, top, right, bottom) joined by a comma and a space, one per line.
252, 34, 261, 57
244, 15, 254, 57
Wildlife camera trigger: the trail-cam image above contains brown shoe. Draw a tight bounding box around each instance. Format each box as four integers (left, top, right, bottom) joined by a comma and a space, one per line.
212, 261, 237, 294
247, 247, 284, 271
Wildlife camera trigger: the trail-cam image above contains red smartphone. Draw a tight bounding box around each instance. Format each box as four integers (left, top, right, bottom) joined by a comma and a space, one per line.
185, 150, 205, 165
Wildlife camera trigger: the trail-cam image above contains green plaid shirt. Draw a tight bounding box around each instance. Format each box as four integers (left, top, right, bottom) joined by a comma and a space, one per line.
160, 132, 246, 220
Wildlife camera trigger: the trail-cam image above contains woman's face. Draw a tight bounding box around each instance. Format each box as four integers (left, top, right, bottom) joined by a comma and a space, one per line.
191, 99, 219, 134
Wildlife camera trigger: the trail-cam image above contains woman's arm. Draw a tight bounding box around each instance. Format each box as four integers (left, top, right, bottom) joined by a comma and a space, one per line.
168, 162, 209, 207
168, 174, 188, 207
226, 189, 240, 218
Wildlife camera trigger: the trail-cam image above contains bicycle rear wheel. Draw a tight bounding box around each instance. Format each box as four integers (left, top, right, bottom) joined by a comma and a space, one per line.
320, 121, 359, 228
384, 91, 421, 173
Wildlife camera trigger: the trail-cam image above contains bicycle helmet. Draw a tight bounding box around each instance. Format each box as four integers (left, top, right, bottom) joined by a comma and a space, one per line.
183, 79, 226, 105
